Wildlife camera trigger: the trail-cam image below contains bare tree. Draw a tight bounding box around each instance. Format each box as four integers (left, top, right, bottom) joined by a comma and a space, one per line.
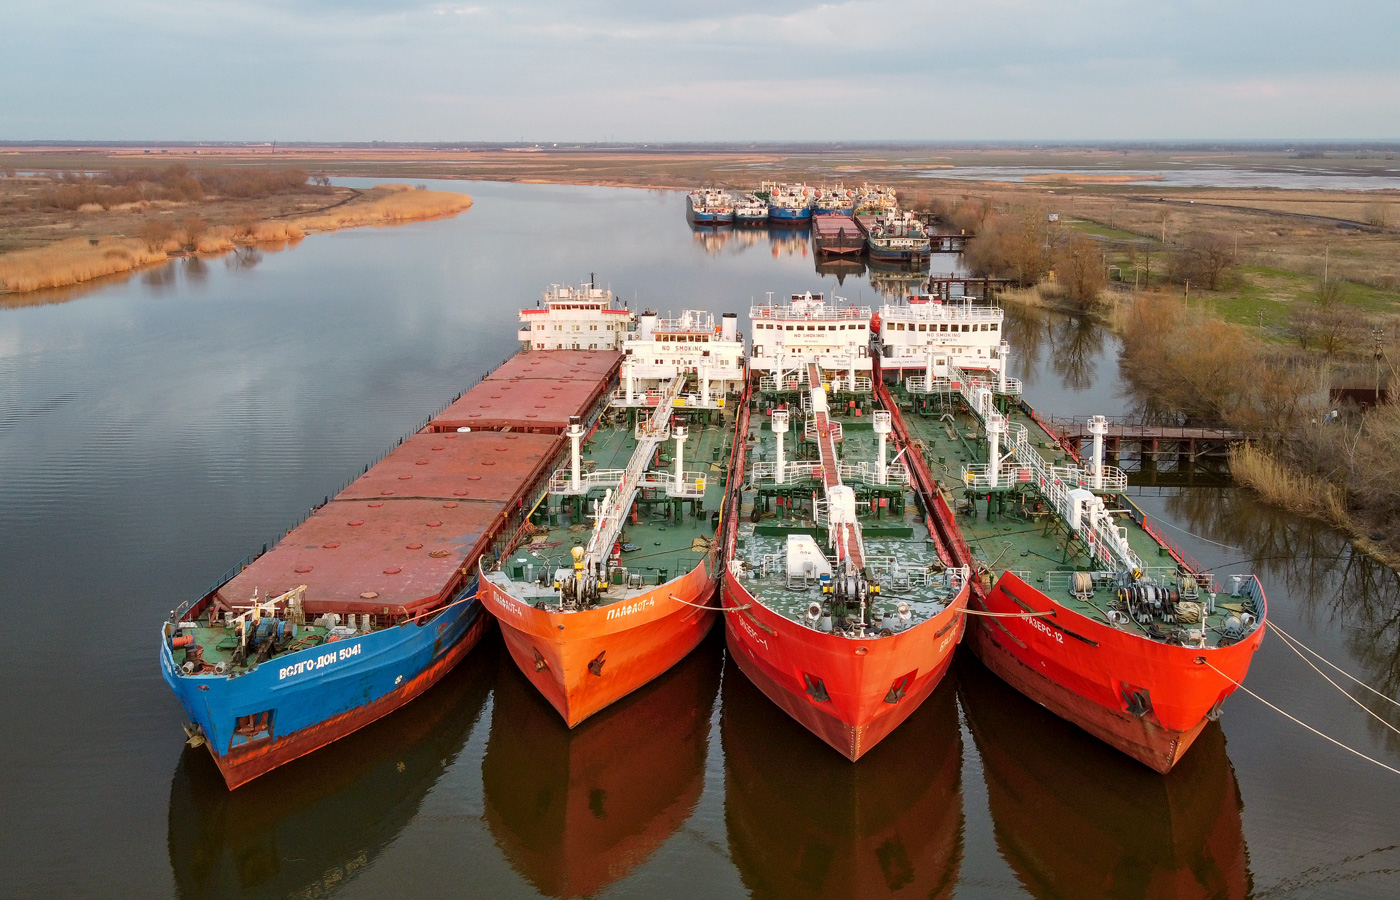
1169, 232, 1237, 290
1056, 233, 1107, 311
138, 217, 176, 252
180, 214, 209, 250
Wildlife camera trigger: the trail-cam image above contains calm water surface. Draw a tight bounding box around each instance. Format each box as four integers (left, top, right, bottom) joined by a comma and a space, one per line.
2, 180, 1398, 899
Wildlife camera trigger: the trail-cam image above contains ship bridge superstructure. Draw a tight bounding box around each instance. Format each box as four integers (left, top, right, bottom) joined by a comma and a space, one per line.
519, 282, 634, 351
749, 292, 873, 393
878, 296, 1009, 378
617, 309, 744, 408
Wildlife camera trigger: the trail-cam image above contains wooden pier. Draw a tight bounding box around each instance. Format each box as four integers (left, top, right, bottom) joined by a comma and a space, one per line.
1042, 415, 1246, 472
929, 233, 970, 252
926, 275, 1013, 302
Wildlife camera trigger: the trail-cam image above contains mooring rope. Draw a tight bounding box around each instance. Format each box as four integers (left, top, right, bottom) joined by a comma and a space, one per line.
961, 607, 1055, 619
669, 593, 749, 612
1199, 658, 1400, 777
1268, 621, 1400, 710
1266, 625, 1400, 739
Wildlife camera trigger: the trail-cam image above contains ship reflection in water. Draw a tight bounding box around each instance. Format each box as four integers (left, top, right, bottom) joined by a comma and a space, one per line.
481, 637, 721, 899
166, 643, 496, 900
722, 670, 963, 900
958, 657, 1253, 900
814, 256, 867, 285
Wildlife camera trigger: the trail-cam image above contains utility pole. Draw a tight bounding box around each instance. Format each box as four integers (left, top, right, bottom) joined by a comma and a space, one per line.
1374, 325, 1385, 397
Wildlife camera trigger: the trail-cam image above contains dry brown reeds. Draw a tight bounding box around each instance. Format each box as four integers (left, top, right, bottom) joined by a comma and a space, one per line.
292, 187, 472, 233
0, 237, 167, 292
1228, 442, 1348, 526
0, 187, 471, 293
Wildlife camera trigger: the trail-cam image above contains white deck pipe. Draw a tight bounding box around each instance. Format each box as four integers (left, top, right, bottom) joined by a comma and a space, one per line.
624, 359, 635, 403
924, 342, 936, 391
848, 343, 857, 392
567, 416, 584, 491
986, 414, 1003, 489
874, 411, 892, 484
673, 424, 688, 491
772, 410, 789, 484
1089, 415, 1108, 490
998, 340, 1010, 394
700, 364, 710, 407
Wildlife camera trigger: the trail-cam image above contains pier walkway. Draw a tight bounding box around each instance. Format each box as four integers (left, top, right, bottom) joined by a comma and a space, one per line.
1041, 415, 1246, 466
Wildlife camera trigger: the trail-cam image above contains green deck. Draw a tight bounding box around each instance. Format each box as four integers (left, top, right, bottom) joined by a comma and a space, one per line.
731, 386, 963, 634
894, 386, 1262, 647
171, 620, 341, 673
494, 402, 734, 605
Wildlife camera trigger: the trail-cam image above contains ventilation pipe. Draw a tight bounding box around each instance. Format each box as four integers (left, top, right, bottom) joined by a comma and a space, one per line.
567, 416, 584, 491
874, 411, 891, 484
998, 340, 1010, 394
1089, 415, 1108, 490
924, 342, 936, 390
986, 414, 1003, 489
673, 423, 688, 491
699, 364, 710, 406
623, 358, 635, 403
772, 409, 789, 484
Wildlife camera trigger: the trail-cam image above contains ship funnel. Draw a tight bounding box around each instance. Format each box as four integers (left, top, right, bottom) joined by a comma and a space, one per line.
721, 312, 738, 343
638, 310, 658, 341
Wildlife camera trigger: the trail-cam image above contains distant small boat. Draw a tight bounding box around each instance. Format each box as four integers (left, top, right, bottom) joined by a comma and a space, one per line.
734, 193, 769, 226
812, 214, 864, 258
812, 184, 856, 217
766, 183, 813, 225
862, 209, 931, 263
854, 183, 898, 216
687, 188, 735, 225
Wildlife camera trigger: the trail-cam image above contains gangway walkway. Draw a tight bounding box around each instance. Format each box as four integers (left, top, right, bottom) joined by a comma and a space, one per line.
806, 363, 866, 572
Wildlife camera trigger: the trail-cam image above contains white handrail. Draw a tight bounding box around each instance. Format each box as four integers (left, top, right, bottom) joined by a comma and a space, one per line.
943, 362, 1141, 574
582, 375, 689, 567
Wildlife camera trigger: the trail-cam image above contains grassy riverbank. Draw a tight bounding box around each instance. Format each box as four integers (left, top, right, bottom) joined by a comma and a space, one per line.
0, 170, 471, 293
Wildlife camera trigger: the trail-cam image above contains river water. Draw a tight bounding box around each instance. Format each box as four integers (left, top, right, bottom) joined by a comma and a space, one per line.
1, 180, 1397, 899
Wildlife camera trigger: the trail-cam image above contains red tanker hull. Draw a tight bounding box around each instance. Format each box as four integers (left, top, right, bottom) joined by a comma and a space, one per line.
481, 560, 719, 728
968, 571, 1265, 773
722, 568, 967, 760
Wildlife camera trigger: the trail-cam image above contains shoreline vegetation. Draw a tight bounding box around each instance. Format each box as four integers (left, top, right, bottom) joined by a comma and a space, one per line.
2, 144, 1397, 564
0, 168, 471, 293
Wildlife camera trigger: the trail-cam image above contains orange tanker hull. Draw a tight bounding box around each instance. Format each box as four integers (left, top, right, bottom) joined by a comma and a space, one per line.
480, 559, 719, 727
969, 571, 1266, 772
722, 567, 968, 760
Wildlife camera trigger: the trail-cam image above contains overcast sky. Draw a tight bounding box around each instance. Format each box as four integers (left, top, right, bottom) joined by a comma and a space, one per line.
2, 0, 1397, 141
